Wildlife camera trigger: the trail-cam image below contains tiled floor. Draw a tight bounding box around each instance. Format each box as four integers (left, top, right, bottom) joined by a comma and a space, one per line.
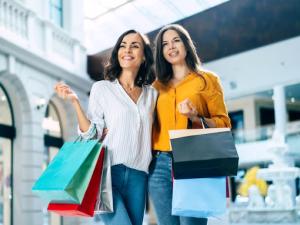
92, 213, 300, 225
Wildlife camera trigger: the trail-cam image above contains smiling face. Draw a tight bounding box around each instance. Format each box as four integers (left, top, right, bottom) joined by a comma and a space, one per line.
118, 33, 145, 70
162, 29, 187, 65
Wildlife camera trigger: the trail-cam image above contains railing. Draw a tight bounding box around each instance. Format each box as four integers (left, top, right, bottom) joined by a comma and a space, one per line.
0, 0, 29, 39
0, 0, 86, 75
231, 120, 300, 144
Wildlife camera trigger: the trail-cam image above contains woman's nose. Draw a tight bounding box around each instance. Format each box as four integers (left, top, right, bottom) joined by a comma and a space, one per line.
125, 46, 131, 53
169, 43, 175, 50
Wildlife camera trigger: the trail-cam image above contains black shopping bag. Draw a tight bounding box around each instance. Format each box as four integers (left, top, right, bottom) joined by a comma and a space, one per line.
169, 116, 239, 179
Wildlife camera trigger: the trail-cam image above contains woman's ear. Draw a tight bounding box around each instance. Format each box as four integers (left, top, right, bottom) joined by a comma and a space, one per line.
143, 56, 146, 61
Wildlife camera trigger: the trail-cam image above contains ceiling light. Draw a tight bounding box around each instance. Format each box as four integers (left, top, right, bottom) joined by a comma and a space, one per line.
291, 98, 295, 103
1, 96, 6, 101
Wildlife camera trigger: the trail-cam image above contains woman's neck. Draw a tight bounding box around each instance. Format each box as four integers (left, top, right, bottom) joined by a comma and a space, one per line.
119, 68, 139, 88
171, 62, 189, 80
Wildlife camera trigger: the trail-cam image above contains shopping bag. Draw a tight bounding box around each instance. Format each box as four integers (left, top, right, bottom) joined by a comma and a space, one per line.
169, 116, 239, 179
31, 127, 102, 204
226, 177, 230, 198
172, 177, 226, 218
94, 147, 114, 214
47, 146, 106, 217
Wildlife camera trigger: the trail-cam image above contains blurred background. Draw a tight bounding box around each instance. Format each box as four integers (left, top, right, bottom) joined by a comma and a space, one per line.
0, 0, 300, 224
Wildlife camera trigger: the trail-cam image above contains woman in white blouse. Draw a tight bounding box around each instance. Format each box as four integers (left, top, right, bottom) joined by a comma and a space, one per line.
54, 30, 158, 225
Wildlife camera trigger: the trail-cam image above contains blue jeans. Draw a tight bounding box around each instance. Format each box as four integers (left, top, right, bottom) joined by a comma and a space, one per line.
99, 164, 147, 225
148, 152, 208, 225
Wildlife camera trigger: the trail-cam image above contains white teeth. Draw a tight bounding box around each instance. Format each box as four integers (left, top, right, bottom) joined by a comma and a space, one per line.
170, 52, 178, 56
123, 57, 133, 59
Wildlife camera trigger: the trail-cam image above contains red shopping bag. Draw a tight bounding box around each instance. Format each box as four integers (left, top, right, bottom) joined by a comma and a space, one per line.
47, 146, 105, 217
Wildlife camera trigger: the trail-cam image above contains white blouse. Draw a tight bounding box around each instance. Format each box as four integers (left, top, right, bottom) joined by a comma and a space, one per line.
78, 79, 158, 173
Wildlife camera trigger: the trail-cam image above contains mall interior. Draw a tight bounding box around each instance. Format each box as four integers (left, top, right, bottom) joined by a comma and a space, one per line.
0, 0, 300, 225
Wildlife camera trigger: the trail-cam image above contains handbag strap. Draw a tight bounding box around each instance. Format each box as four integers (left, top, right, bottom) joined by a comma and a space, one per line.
187, 115, 210, 129
74, 125, 97, 143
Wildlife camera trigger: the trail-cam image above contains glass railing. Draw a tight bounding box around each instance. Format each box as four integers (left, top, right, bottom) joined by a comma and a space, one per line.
231, 120, 300, 144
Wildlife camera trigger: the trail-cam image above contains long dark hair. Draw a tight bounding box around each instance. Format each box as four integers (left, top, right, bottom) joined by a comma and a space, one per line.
154, 24, 206, 85
104, 30, 156, 87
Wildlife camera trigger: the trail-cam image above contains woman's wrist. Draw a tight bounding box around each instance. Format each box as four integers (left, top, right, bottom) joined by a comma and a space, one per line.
72, 98, 79, 105
189, 114, 200, 123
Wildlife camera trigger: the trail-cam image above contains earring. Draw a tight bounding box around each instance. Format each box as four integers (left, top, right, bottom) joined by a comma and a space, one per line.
143, 61, 147, 68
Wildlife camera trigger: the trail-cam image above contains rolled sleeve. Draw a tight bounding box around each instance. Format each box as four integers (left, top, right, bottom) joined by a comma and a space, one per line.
78, 83, 105, 141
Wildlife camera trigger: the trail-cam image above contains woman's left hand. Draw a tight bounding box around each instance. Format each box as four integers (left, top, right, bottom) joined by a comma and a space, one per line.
178, 98, 198, 121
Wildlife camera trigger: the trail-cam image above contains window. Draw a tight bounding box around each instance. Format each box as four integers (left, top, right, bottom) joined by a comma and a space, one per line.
288, 110, 300, 122
228, 111, 244, 143
0, 84, 14, 225
260, 108, 275, 126
229, 111, 244, 130
49, 0, 63, 27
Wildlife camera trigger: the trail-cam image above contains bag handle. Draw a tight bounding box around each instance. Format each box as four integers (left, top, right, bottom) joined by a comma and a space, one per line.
74, 125, 97, 143
187, 115, 210, 129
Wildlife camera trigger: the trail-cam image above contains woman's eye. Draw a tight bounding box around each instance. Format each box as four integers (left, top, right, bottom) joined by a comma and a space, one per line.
162, 43, 167, 47
132, 45, 139, 48
175, 39, 180, 42
120, 45, 125, 48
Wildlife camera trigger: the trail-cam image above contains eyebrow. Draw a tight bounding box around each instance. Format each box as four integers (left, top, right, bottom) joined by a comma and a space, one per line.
162, 37, 180, 43
121, 41, 141, 45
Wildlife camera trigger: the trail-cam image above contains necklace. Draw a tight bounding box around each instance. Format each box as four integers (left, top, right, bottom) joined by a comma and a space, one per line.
119, 82, 138, 93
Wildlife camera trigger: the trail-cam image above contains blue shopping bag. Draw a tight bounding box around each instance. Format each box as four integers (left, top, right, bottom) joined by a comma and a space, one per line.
32, 128, 102, 204
172, 177, 226, 219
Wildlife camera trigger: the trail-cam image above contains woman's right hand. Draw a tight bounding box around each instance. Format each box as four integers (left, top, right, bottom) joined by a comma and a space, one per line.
54, 82, 78, 102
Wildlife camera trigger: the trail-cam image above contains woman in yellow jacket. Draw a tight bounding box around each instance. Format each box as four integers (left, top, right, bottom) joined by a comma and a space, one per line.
148, 24, 231, 225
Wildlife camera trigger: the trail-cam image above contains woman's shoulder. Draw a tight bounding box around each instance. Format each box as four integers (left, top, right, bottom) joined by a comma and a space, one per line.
151, 79, 166, 91
197, 69, 222, 89
144, 84, 158, 96
198, 69, 219, 82
92, 80, 116, 88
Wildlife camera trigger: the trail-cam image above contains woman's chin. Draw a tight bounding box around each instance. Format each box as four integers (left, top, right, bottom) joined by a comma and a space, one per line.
167, 58, 185, 66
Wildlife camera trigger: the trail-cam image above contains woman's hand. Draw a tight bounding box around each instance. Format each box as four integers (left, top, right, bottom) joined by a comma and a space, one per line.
178, 98, 198, 121
53, 82, 78, 102
99, 129, 108, 142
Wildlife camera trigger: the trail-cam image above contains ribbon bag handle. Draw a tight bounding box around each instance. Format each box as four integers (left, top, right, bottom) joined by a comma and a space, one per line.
187, 115, 210, 129
74, 125, 97, 144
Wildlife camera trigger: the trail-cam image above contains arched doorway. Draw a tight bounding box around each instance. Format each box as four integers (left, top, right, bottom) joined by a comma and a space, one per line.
0, 84, 15, 225
42, 101, 63, 225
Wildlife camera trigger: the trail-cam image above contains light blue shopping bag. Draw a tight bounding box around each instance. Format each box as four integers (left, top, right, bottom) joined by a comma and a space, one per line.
172, 177, 226, 219
32, 127, 102, 204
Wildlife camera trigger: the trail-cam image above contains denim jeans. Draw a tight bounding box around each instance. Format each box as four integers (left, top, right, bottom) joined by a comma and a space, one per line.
148, 152, 208, 225
99, 164, 147, 225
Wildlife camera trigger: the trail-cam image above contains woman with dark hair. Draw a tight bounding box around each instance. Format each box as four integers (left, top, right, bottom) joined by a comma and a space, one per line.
148, 24, 231, 225
53, 30, 157, 225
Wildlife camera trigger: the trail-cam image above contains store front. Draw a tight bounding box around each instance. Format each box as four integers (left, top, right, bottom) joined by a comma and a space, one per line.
42, 101, 64, 225
0, 84, 15, 225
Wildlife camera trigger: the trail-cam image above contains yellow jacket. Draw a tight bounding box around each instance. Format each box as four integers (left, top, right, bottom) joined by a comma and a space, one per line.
152, 70, 231, 151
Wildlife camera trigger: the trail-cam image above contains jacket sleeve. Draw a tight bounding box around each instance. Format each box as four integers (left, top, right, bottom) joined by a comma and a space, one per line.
205, 74, 231, 129
77, 83, 105, 141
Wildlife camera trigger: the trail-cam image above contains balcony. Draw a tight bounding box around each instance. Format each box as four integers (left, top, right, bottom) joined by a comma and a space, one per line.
0, 0, 87, 78
232, 121, 300, 167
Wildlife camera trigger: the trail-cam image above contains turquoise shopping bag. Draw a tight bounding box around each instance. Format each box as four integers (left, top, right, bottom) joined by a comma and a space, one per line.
172, 177, 226, 219
32, 129, 102, 205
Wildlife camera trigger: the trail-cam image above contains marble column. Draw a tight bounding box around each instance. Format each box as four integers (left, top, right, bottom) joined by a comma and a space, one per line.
273, 85, 296, 205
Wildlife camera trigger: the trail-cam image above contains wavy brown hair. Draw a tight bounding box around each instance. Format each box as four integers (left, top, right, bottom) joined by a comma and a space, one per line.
154, 24, 206, 85
104, 30, 156, 87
